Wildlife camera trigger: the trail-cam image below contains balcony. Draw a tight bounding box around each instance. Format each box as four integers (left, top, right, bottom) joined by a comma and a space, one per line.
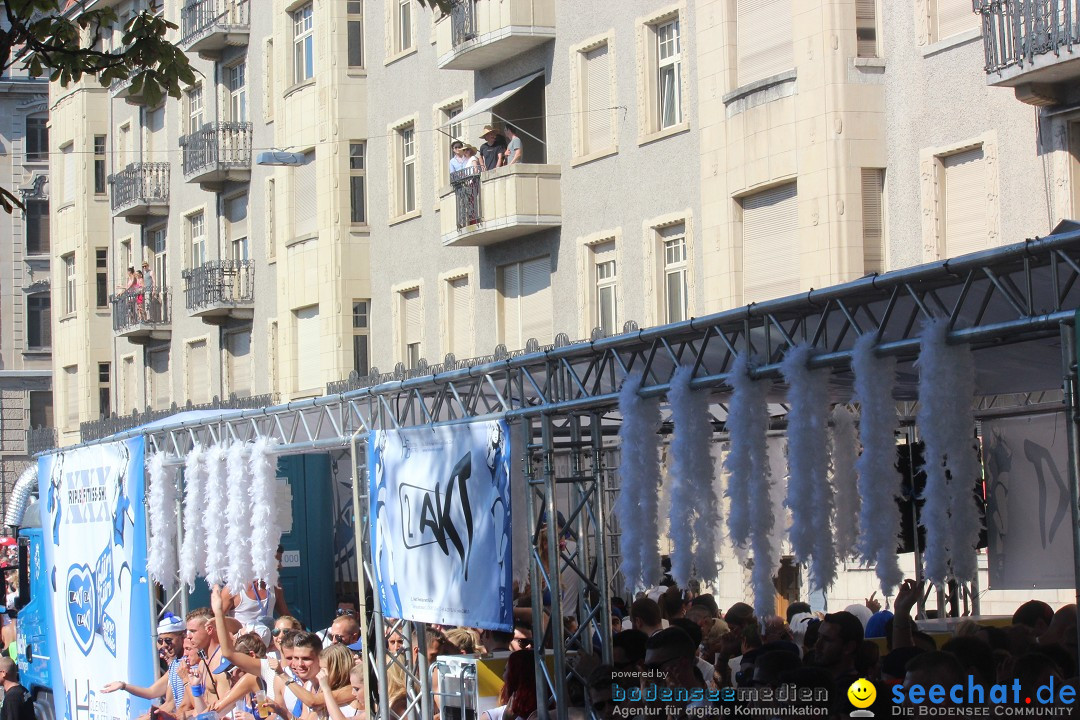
26, 427, 57, 455
179, 122, 252, 190
436, 0, 555, 71
80, 392, 277, 442
439, 164, 561, 247
109, 163, 169, 222
112, 289, 172, 344
976, 0, 1080, 105
182, 260, 254, 322
109, 75, 151, 105
180, 0, 250, 59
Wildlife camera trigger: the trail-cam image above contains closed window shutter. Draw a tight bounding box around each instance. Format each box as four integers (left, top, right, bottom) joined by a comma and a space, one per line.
856, 0, 877, 57
737, 0, 794, 87
295, 305, 321, 390
942, 147, 987, 257
294, 153, 317, 238
65, 366, 78, 425
149, 350, 170, 407
499, 264, 522, 349
520, 256, 552, 346
584, 44, 612, 155
148, 107, 165, 156
861, 169, 885, 274
403, 289, 421, 347
449, 277, 471, 359
936, 0, 979, 40
63, 147, 75, 204
188, 340, 209, 404
742, 182, 800, 303
226, 331, 252, 397
227, 195, 249, 242
123, 357, 136, 414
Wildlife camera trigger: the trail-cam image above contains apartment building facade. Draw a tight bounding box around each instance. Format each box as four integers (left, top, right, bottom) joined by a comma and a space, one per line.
0, 67, 53, 505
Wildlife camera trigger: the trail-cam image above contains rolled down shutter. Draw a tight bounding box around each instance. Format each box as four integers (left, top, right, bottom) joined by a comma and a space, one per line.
737, 0, 794, 87
226, 330, 252, 397
499, 264, 521, 349
188, 340, 209, 404
149, 349, 170, 408
742, 182, 799, 303
856, 0, 877, 57
937, 0, 979, 41
226, 194, 249, 243
942, 147, 987, 258
449, 277, 471, 359
293, 152, 317, 238
65, 366, 79, 425
403, 288, 421, 348
520, 256, 552, 346
584, 44, 612, 155
295, 305, 321, 390
861, 169, 885, 274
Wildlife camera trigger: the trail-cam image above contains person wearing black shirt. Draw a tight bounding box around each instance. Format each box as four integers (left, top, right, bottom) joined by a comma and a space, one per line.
0, 658, 33, 720
478, 125, 506, 171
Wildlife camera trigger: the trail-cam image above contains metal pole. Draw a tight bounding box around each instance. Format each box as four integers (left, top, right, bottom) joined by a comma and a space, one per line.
591, 412, 614, 666
349, 431, 373, 718
416, 622, 431, 720
522, 417, 549, 716
541, 414, 568, 720
1058, 320, 1080, 656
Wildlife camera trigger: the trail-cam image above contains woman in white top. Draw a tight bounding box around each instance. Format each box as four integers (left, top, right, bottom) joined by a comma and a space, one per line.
316, 657, 367, 719
221, 580, 290, 626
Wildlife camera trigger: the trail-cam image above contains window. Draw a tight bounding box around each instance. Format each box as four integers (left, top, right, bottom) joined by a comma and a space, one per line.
661, 226, 688, 324
295, 305, 321, 390
118, 123, 130, 169
436, 101, 463, 184
149, 227, 167, 292
26, 295, 50, 350
146, 107, 164, 158
446, 276, 472, 359
861, 169, 885, 274
265, 39, 275, 119
593, 242, 618, 336
186, 340, 209, 404
25, 117, 48, 163
395, 0, 413, 53
25, 200, 49, 256
266, 179, 277, 259
96, 248, 109, 308
29, 391, 53, 430
349, 142, 366, 224
228, 63, 247, 122
498, 257, 552, 349
294, 152, 317, 237
224, 329, 253, 398
148, 346, 171, 408
657, 20, 682, 130
352, 300, 370, 376
741, 183, 799, 303
120, 239, 131, 280
400, 288, 422, 367
62, 143, 75, 205
187, 86, 204, 135
188, 212, 206, 268
856, 0, 878, 58
64, 366, 79, 426
399, 125, 416, 215
225, 194, 249, 260
934, 0, 979, 41
94, 136, 107, 194
293, 3, 314, 83
736, 0, 794, 86
121, 356, 136, 415
576, 42, 614, 157
941, 147, 988, 257
98, 363, 111, 419
348, 1, 364, 68
64, 254, 76, 315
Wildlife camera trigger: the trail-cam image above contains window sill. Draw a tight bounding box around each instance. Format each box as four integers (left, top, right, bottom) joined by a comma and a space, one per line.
853, 57, 886, 69
59, 313, 76, 322
389, 209, 421, 226
638, 122, 690, 148
285, 233, 318, 248
22, 350, 51, 358
384, 46, 418, 66
284, 79, 315, 99
349, 223, 370, 233
24, 253, 50, 262
346, 69, 367, 78
23, 158, 48, 167
922, 28, 981, 58
571, 146, 618, 168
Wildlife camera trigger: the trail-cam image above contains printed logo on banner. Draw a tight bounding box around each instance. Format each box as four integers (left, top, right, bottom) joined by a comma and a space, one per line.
399, 452, 475, 578
66, 563, 98, 655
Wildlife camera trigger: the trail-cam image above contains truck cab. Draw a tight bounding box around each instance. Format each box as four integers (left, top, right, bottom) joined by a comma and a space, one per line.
13, 504, 57, 720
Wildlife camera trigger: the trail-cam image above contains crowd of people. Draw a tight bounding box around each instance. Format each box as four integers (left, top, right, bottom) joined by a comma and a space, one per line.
115, 261, 157, 323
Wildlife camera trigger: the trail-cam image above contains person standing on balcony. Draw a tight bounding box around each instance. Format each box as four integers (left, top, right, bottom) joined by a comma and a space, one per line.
478, 125, 506, 171
134, 271, 147, 322
503, 125, 523, 166
449, 141, 468, 176
142, 261, 155, 320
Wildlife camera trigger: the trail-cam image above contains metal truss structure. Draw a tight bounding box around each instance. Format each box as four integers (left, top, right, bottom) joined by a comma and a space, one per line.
53, 226, 1080, 719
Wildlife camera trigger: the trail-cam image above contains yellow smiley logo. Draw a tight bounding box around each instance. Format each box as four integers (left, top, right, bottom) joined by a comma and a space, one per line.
847, 678, 876, 709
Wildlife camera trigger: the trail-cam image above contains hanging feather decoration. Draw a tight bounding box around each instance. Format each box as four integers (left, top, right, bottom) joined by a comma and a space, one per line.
830, 405, 860, 560
666, 366, 697, 588
202, 443, 230, 587
916, 319, 956, 586
943, 333, 983, 583
248, 437, 283, 588
852, 333, 904, 595
225, 441, 255, 591
146, 452, 178, 589
178, 445, 207, 591
617, 372, 663, 592
781, 344, 837, 593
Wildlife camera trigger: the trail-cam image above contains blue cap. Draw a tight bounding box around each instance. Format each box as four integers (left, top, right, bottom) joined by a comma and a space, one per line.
212, 657, 233, 675
347, 640, 363, 652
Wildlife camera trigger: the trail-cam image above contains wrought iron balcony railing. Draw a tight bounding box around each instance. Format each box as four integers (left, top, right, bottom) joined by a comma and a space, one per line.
80, 392, 278, 442
26, 426, 57, 455
450, 166, 483, 229
111, 288, 171, 332
179, 122, 252, 179
182, 259, 254, 312
181, 0, 250, 48
109, 163, 170, 214
451, 0, 477, 46
976, 0, 1080, 75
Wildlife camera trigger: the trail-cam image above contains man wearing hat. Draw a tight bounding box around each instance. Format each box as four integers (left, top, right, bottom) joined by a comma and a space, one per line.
101, 612, 187, 715
478, 125, 506, 171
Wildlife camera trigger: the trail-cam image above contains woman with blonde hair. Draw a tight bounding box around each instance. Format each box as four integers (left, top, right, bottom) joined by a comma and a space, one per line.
316, 648, 367, 719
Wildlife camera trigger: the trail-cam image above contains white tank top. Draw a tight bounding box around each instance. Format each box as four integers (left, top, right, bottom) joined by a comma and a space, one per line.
233, 583, 275, 625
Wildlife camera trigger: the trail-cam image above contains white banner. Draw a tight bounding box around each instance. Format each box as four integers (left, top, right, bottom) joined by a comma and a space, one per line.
984, 413, 1075, 589
369, 420, 513, 630
39, 437, 154, 720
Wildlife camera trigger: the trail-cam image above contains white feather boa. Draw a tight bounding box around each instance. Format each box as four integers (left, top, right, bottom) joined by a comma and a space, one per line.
146, 452, 178, 588
723, 354, 776, 618
852, 333, 904, 594
830, 405, 860, 560
617, 372, 663, 592
916, 319, 981, 585
225, 442, 255, 591
179, 445, 207, 591
202, 443, 230, 586
781, 345, 837, 593
248, 437, 283, 588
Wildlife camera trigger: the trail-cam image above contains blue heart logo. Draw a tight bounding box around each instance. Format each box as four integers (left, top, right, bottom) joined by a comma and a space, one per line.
65, 564, 97, 656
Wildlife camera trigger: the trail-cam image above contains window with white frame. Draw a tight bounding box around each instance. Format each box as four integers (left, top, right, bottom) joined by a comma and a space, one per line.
348, 1, 364, 68
856, 0, 878, 57
437, 102, 463, 184
224, 328, 253, 398
400, 288, 422, 367
293, 3, 314, 83
352, 300, 370, 376
498, 257, 552, 349
188, 212, 206, 268
228, 62, 247, 122
395, 0, 413, 53
225, 194, 249, 261
741, 183, 799, 303
147, 346, 170, 408
350, 142, 366, 224
577, 41, 614, 156
660, 226, 688, 324
118, 123, 130, 168
186, 339, 210, 404
295, 305, 321, 390
656, 20, 682, 130
398, 124, 417, 215
446, 275, 472, 359
64, 254, 76, 315
593, 242, 618, 337
736, 0, 794, 87
861, 169, 885, 274
186, 86, 203, 134
934, 0, 979, 41
149, 226, 167, 292
98, 363, 111, 419
940, 146, 988, 257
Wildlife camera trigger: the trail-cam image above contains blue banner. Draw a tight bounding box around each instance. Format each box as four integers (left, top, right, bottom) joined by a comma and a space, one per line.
39, 437, 155, 720
369, 420, 512, 630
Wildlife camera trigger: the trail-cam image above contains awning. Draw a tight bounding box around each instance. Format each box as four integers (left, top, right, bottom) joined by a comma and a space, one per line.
449, 71, 545, 126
